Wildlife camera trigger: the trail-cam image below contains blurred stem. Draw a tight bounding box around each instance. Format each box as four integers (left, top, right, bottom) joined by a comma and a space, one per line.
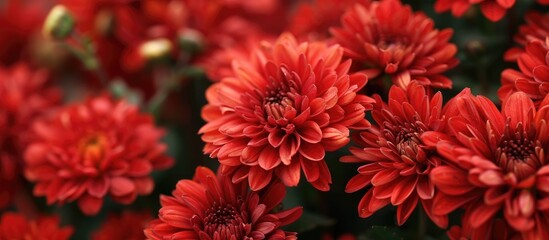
477, 61, 489, 95
147, 51, 192, 115
148, 83, 170, 115
14, 182, 38, 219
417, 207, 426, 240
147, 67, 185, 115
62, 32, 109, 86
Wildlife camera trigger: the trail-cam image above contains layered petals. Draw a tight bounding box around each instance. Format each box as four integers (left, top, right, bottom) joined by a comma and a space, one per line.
0, 212, 73, 240
342, 82, 447, 227
331, 0, 458, 89
199, 33, 373, 191
434, 0, 516, 22
23, 96, 174, 215
430, 90, 549, 240
0, 63, 60, 209
144, 166, 302, 240
500, 40, 549, 106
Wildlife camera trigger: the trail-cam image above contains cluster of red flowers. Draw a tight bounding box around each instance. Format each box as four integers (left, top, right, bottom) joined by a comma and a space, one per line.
1, 0, 549, 239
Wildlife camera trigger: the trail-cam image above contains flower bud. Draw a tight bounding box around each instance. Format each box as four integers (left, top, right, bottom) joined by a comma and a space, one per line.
178, 28, 205, 54
139, 38, 173, 60
43, 5, 75, 40
95, 9, 115, 37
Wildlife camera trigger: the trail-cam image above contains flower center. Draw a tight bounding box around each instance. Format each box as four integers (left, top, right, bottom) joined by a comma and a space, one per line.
496, 129, 541, 180
262, 68, 297, 120
203, 203, 246, 239
394, 122, 424, 157
377, 33, 409, 50
78, 133, 108, 168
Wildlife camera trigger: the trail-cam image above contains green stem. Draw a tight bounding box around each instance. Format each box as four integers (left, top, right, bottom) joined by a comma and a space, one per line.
63, 32, 109, 86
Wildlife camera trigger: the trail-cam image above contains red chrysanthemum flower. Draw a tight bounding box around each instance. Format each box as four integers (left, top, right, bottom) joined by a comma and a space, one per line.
198, 33, 270, 82
92, 211, 151, 240
0, 0, 48, 65
434, 0, 515, 22
0, 63, 60, 209
23, 96, 174, 215
447, 214, 521, 240
426, 90, 549, 239
288, 0, 366, 40
500, 40, 549, 105
504, 12, 549, 62
199, 33, 373, 191
331, 0, 458, 89
144, 166, 303, 240
0, 212, 73, 240
341, 82, 447, 227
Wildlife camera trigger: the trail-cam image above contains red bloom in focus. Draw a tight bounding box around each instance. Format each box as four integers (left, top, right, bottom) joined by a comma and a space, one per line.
24, 96, 173, 215
434, 0, 515, 22
331, 0, 458, 89
0, 212, 73, 240
342, 82, 447, 227
144, 166, 302, 239
504, 12, 549, 62
199, 33, 372, 191
92, 211, 151, 240
426, 90, 549, 239
0, 63, 60, 209
500, 41, 549, 105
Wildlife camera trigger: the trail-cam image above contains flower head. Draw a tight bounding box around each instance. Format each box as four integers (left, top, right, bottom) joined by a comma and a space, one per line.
434, 0, 515, 22
331, 0, 458, 89
289, 0, 366, 40
0, 63, 60, 209
24, 96, 173, 215
427, 90, 549, 239
0, 212, 73, 240
504, 11, 549, 61
447, 217, 519, 240
500, 40, 549, 105
199, 33, 373, 191
92, 211, 151, 240
144, 166, 302, 240
342, 82, 447, 227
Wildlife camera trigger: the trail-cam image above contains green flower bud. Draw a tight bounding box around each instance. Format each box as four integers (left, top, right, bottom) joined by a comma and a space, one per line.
43, 5, 75, 40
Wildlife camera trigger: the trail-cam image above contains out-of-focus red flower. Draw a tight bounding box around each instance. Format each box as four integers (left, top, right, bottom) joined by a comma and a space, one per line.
24, 96, 173, 215
0, 0, 50, 64
0, 212, 73, 240
289, 0, 366, 40
504, 12, 549, 62
447, 217, 519, 240
539, 0, 549, 5
0, 63, 60, 209
198, 33, 270, 82
342, 82, 447, 227
144, 166, 302, 239
434, 0, 515, 22
331, 0, 458, 89
92, 211, 151, 240
500, 41, 549, 105
425, 90, 549, 239
199, 33, 373, 191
